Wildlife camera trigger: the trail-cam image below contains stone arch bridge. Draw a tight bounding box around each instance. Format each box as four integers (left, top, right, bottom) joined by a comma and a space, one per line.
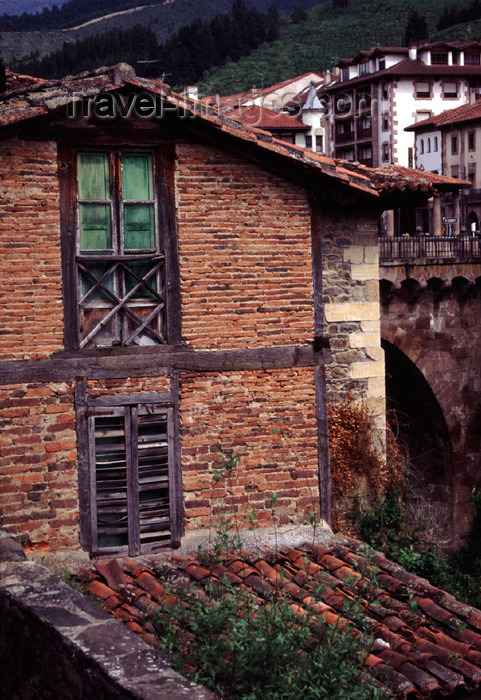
379, 236, 481, 547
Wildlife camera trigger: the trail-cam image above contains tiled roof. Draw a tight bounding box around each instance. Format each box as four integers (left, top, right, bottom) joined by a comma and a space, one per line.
79, 535, 481, 699
202, 72, 323, 111
4, 69, 45, 92
406, 101, 481, 131
338, 41, 481, 67
228, 104, 309, 130
323, 57, 481, 91
0, 64, 466, 198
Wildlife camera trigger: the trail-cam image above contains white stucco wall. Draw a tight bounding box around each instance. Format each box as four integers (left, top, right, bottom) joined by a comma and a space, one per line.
415, 129, 442, 172
392, 79, 469, 166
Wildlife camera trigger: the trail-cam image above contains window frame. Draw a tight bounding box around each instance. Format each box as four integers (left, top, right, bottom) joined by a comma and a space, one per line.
75, 380, 183, 556
442, 81, 458, 99
415, 81, 432, 99
59, 138, 181, 351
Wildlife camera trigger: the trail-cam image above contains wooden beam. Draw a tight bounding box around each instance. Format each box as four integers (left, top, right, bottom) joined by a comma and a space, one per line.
309, 198, 332, 527
0, 343, 330, 385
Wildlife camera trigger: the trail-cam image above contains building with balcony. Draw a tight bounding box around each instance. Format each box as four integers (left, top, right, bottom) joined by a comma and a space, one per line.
406, 100, 481, 232
320, 41, 481, 168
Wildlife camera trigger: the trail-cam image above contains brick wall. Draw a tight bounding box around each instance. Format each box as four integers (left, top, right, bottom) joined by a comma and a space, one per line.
180, 367, 319, 530
0, 137, 64, 360
0, 382, 78, 550
0, 130, 389, 552
176, 143, 314, 349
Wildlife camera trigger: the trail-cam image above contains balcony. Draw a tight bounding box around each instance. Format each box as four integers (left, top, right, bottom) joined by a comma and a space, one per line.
379, 235, 481, 262
336, 131, 355, 144
356, 127, 372, 140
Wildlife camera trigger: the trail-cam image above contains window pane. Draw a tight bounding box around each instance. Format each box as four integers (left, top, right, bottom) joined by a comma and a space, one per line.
124, 203, 155, 250
78, 153, 110, 200
79, 203, 112, 250
80, 262, 114, 301
122, 153, 153, 200
124, 261, 157, 298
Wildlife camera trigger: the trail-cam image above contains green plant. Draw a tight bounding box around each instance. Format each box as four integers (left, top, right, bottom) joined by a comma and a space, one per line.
150, 566, 392, 699
352, 486, 481, 609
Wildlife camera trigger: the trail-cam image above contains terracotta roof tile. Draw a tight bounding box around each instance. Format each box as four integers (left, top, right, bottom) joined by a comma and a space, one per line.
0, 64, 466, 201
78, 534, 481, 698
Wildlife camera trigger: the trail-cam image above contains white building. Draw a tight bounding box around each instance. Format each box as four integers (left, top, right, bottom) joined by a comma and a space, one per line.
317, 41, 481, 167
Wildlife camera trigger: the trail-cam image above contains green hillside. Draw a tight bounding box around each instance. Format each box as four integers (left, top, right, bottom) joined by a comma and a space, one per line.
198, 0, 480, 95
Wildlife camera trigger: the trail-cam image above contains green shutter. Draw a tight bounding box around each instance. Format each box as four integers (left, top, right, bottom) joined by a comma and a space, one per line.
123, 204, 155, 250
78, 153, 110, 200
122, 153, 153, 200
79, 204, 112, 251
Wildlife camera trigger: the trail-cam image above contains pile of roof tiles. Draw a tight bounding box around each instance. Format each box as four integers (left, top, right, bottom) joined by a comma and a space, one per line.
79, 535, 481, 698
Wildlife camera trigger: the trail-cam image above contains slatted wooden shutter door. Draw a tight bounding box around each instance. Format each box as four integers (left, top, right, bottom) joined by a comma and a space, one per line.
137, 406, 172, 548
90, 409, 130, 552
89, 403, 173, 554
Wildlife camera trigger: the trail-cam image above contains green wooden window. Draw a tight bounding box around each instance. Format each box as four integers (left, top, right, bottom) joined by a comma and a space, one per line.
76, 150, 166, 348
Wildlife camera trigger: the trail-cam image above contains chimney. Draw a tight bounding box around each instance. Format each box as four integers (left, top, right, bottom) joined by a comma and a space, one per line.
408, 43, 417, 61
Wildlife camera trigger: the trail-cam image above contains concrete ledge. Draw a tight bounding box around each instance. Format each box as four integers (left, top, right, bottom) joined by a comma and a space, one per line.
0, 529, 212, 700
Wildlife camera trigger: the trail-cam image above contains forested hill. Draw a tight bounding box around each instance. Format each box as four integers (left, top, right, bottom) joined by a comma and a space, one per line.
5, 0, 481, 94
0, 0, 320, 32
199, 0, 481, 95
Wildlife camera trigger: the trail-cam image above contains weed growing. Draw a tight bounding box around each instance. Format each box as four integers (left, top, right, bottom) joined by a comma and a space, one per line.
353, 487, 481, 609
150, 563, 392, 700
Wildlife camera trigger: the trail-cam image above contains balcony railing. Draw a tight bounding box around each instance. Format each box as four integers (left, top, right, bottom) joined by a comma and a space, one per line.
380, 235, 481, 262
356, 127, 372, 139
336, 131, 355, 144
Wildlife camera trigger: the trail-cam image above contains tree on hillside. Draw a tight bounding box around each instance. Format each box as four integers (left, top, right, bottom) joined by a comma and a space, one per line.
291, 6, 308, 23
405, 11, 428, 45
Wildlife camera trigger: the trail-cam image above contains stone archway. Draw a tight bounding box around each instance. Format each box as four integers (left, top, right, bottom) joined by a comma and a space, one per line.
382, 339, 452, 530
381, 273, 481, 547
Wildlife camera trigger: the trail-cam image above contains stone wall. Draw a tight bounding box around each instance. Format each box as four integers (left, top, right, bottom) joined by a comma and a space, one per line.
322, 211, 386, 441
381, 263, 481, 546
0, 529, 212, 699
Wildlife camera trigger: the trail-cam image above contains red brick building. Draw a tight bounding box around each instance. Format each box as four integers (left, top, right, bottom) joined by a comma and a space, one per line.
0, 64, 452, 556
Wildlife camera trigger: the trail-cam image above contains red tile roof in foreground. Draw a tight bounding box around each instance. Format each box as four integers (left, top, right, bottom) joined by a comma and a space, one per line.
79, 535, 481, 699
0, 64, 466, 197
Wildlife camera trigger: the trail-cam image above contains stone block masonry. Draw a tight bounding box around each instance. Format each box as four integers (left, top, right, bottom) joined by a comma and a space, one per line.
0, 529, 213, 699
322, 213, 385, 437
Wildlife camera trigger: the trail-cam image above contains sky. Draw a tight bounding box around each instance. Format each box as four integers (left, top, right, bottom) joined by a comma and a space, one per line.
1, 0, 67, 14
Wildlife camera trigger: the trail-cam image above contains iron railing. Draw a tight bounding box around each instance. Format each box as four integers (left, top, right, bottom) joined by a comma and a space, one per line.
379, 235, 481, 262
